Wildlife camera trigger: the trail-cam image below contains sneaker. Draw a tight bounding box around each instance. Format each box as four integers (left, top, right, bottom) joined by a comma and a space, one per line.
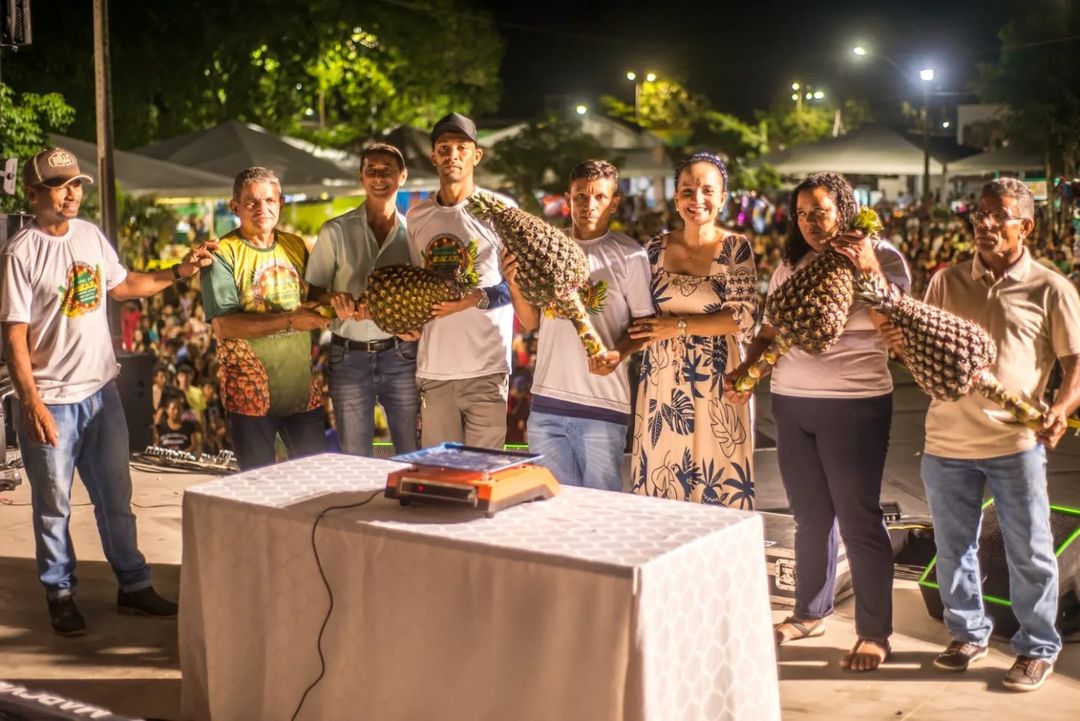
47, 596, 87, 637
933, 640, 989, 671
1003, 655, 1053, 692
117, 587, 178, 618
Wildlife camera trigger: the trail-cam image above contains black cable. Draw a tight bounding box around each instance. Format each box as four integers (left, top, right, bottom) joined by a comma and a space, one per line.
291, 489, 383, 721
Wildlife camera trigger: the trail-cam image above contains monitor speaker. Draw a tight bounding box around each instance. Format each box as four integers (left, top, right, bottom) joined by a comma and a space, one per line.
116, 352, 155, 452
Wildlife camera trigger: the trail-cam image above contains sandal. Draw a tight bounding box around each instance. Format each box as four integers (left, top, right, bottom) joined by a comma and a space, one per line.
774, 615, 826, 645
842, 637, 892, 672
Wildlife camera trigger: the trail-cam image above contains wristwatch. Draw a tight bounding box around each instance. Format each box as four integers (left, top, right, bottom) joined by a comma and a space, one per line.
474, 290, 490, 310
171, 264, 184, 283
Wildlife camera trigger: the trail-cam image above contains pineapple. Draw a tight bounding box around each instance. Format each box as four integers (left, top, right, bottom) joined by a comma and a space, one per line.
466, 193, 609, 358
358, 264, 464, 334
218, 339, 271, 415
855, 273, 1045, 429
735, 207, 883, 391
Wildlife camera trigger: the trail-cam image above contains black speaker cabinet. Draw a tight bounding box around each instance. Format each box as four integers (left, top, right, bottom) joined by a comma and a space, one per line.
115, 352, 155, 452
919, 499, 1080, 638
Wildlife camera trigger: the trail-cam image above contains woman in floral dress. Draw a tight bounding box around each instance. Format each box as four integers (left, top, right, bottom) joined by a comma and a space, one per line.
628, 153, 758, 507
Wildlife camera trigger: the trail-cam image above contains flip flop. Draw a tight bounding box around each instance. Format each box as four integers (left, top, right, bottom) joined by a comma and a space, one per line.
842, 637, 892, 672
774, 615, 826, 645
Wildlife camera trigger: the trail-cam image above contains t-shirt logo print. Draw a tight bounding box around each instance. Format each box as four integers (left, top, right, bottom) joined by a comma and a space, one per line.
250, 260, 302, 312
424, 233, 479, 287
57, 262, 102, 317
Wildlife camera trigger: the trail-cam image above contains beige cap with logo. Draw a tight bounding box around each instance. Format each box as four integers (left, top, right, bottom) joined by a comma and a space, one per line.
22, 147, 95, 188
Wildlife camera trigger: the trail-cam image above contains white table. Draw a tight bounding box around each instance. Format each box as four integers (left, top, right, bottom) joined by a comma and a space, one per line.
179, 454, 780, 721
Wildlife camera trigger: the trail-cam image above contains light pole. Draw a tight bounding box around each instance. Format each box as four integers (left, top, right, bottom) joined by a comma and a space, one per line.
852, 45, 937, 214
790, 82, 825, 114
626, 71, 657, 123
920, 68, 935, 214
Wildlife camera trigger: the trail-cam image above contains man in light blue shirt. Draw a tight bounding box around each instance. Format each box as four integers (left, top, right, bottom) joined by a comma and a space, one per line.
306, 144, 418, 456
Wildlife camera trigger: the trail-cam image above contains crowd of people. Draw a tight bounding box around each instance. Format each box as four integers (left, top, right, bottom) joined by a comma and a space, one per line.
5, 117, 1080, 693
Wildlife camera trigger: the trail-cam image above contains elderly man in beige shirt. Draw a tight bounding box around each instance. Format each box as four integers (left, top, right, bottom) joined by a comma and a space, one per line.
916, 178, 1080, 692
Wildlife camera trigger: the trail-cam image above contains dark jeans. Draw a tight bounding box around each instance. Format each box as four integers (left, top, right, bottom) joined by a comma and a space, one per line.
327, 339, 419, 457
772, 392, 894, 641
229, 407, 327, 470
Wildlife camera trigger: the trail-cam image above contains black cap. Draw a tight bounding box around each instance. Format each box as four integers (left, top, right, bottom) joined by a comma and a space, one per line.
430, 112, 478, 144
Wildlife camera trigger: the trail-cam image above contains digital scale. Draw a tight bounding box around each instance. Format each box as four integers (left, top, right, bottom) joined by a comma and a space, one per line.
385, 443, 560, 517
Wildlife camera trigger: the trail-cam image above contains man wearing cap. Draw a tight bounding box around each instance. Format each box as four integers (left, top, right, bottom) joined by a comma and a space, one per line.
0, 147, 217, 636
406, 112, 514, 449
306, 143, 419, 456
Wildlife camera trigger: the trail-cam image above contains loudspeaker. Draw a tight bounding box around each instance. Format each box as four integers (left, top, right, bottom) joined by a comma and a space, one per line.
116, 352, 155, 452
919, 499, 1080, 638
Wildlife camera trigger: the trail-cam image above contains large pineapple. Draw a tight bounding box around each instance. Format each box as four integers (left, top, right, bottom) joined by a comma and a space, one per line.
358, 265, 464, 334
466, 193, 609, 358
855, 273, 1044, 429
735, 208, 882, 391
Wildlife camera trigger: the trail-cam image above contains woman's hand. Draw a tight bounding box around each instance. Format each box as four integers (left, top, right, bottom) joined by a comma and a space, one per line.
627, 315, 686, 344
722, 369, 752, 406
830, 231, 882, 276
879, 320, 905, 359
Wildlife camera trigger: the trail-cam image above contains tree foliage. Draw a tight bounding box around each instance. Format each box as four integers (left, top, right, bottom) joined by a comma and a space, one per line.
974, 2, 1080, 177
3, 0, 504, 150
0, 83, 76, 213
486, 115, 616, 214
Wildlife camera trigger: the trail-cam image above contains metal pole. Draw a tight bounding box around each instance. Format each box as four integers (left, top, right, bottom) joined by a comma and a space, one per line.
922, 86, 931, 217
93, 0, 120, 340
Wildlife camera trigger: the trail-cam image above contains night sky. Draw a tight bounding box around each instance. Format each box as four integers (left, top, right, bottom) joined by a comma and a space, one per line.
486, 0, 1017, 120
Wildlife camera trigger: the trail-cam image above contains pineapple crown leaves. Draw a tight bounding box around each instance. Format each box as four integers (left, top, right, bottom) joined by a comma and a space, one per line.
852, 207, 884, 235
853, 271, 901, 313
465, 192, 508, 221
578, 279, 608, 315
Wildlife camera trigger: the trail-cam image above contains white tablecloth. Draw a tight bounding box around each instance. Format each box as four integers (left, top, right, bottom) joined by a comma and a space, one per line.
179, 454, 779, 721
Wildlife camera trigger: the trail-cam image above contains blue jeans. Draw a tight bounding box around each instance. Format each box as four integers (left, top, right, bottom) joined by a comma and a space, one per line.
15, 381, 151, 599
229, 407, 327, 470
327, 340, 419, 457
527, 411, 626, 492
921, 446, 1061, 661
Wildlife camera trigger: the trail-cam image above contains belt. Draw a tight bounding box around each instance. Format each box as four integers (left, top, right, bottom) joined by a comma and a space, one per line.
330, 334, 397, 352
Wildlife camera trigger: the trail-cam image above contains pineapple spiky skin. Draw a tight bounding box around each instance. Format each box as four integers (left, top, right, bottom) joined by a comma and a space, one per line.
763, 207, 884, 355
854, 273, 996, 400
855, 273, 1046, 429
467, 193, 609, 358
359, 264, 463, 334
765, 249, 855, 353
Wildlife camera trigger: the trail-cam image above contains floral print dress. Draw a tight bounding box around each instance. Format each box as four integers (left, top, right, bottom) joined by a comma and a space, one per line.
630, 231, 758, 508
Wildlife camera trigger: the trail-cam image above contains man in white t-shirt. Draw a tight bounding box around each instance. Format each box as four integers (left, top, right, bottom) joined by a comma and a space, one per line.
406, 113, 514, 449
306, 143, 418, 457
0, 148, 216, 637
505, 160, 654, 491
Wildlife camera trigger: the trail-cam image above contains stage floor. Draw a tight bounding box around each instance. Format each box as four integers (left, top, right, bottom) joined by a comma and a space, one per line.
1, 368, 1078, 719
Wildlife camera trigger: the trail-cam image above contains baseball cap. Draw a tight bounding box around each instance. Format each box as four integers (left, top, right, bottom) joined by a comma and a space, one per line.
22, 147, 95, 188
430, 112, 478, 144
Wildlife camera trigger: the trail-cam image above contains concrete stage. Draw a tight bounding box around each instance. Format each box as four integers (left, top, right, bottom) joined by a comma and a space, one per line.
1, 367, 1078, 719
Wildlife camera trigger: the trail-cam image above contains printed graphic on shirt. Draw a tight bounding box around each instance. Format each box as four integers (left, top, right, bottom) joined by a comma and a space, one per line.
251, 260, 303, 311
423, 233, 479, 288
57, 262, 103, 318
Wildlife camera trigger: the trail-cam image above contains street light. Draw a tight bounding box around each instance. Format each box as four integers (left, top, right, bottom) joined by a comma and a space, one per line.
790, 81, 825, 113
852, 45, 938, 215
625, 70, 658, 122
575, 104, 588, 116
